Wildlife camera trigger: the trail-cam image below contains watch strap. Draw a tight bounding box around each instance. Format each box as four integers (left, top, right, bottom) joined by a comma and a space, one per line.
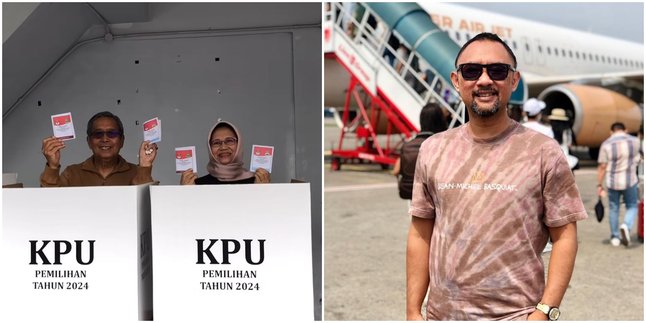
535, 303, 550, 315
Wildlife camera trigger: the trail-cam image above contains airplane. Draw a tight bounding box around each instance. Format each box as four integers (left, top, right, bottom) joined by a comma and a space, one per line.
324, 2, 643, 167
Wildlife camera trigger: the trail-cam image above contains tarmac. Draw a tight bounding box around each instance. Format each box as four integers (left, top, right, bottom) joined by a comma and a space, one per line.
323, 120, 644, 321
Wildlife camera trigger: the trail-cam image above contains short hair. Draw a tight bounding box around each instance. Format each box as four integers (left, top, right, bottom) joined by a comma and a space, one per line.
611, 122, 626, 131
419, 102, 448, 133
86, 111, 124, 137
454, 32, 517, 68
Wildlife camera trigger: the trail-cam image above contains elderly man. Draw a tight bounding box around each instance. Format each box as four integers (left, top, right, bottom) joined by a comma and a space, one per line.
406, 32, 587, 320
40, 111, 158, 186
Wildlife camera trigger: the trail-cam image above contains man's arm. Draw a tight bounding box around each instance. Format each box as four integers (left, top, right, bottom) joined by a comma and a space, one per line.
132, 141, 157, 185
406, 216, 434, 320
527, 222, 578, 320
392, 157, 401, 176
597, 162, 607, 195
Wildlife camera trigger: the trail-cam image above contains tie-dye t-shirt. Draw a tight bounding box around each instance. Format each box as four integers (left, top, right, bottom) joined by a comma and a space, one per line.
409, 120, 587, 320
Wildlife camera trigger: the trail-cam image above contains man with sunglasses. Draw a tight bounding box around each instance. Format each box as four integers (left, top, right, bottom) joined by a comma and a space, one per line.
406, 33, 587, 320
40, 111, 158, 186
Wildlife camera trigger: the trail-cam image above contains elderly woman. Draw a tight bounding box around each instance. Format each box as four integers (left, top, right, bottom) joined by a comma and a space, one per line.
180, 120, 270, 185
40, 111, 158, 186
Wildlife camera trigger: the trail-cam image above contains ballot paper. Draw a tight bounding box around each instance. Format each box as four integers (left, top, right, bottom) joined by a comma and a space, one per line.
51, 112, 76, 140
143, 117, 162, 143
250, 145, 274, 173
175, 146, 197, 173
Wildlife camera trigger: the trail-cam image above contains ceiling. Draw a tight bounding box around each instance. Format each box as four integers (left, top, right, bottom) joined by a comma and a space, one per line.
2, 2, 321, 117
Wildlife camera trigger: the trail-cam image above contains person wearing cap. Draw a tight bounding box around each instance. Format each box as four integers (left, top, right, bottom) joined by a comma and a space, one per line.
522, 98, 554, 138
406, 32, 586, 321
597, 122, 641, 247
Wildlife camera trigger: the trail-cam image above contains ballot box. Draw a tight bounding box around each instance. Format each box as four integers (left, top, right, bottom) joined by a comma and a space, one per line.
150, 183, 313, 321
0, 185, 153, 321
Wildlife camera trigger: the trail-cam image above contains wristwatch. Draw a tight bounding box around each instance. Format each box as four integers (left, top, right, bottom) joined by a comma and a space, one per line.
536, 303, 560, 321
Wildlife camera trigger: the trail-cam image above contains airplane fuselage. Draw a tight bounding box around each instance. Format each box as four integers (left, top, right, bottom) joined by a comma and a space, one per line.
423, 3, 644, 78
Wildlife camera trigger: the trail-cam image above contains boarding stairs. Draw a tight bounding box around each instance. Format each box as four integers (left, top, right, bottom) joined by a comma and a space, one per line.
324, 2, 466, 170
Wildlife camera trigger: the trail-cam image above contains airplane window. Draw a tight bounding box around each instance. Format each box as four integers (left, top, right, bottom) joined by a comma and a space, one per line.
575, 52, 579, 59
455, 31, 461, 41
466, 33, 471, 40
547, 47, 551, 55
568, 50, 572, 58
562, 49, 566, 56
537, 45, 542, 53
525, 43, 530, 51
613, 57, 617, 65
601, 56, 606, 63
513, 41, 518, 50
582, 53, 586, 60
595, 54, 599, 62
554, 48, 559, 56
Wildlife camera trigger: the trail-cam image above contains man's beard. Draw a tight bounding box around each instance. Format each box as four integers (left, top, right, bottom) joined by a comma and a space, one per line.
469, 88, 501, 118
469, 99, 500, 118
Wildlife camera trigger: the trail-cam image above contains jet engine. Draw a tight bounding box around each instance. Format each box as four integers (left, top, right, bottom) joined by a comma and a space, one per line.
538, 84, 642, 148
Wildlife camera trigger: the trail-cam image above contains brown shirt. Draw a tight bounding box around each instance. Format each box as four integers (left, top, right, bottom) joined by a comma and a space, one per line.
40, 156, 154, 187
410, 121, 587, 320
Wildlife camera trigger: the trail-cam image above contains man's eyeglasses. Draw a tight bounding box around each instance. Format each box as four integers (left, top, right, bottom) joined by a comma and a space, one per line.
90, 130, 122, 139
457, 63, 515, 81
210, 137, 238, 148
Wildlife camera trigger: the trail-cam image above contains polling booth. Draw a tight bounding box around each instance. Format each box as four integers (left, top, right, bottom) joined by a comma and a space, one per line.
150, 183, 313, 321
0, 185, 153, 321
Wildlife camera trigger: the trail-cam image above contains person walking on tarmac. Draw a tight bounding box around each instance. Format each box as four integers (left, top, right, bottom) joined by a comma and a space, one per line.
597, 122, 641, 247
406, 32, 587, 320
393, 102, 448, 200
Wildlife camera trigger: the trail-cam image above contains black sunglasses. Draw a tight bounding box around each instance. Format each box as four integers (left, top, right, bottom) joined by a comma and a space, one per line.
457, 63, 515, 81
90, 130, 122, 139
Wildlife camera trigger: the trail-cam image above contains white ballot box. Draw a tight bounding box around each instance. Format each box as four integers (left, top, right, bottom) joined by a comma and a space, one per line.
0, 186, 153, 321
150, 184, 313, 321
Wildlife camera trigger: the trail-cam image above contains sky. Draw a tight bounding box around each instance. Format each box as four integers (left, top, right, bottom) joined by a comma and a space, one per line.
456, 2, 644, 44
